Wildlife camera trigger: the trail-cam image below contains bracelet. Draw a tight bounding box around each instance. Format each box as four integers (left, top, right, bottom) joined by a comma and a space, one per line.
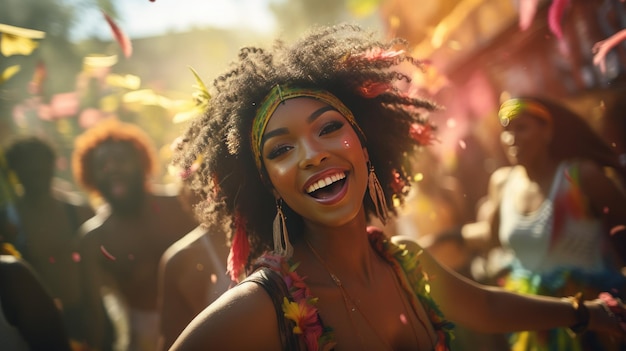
563, 292, 590, 337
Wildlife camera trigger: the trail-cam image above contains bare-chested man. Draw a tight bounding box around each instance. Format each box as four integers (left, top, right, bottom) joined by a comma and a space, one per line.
72, 119, 198, 351
4, 136, 95, 348
156, 223, 231, 351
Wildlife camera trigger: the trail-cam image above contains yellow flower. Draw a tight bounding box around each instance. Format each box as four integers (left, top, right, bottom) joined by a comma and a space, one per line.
282, 297, 305, 334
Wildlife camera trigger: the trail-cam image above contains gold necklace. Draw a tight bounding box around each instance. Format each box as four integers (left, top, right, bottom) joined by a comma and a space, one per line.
306, 239, 421, 350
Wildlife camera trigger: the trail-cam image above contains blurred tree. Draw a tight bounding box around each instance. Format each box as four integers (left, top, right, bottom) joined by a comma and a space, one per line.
268, 0, 383, 41
0, 0, 117, 133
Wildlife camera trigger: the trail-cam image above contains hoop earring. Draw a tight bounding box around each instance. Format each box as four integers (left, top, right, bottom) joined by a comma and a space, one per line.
368, 163, 389, 225
273, 198, 293, 258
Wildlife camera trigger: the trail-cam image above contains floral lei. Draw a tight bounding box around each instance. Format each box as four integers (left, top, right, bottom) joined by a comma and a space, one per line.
252, 227, 454, 351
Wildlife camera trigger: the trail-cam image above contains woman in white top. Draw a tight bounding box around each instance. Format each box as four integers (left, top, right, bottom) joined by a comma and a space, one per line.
476, 96, 626, 350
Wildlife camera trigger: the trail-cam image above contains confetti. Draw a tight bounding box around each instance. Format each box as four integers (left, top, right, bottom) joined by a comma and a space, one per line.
101, 10, 133, 58
610, 225, 626, 236
399, 313, 408, 325
100, 245, 116, 261
548, 0, 571, 40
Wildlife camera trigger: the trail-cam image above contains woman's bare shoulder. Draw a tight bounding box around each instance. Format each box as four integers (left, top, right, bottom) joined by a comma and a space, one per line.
171, 273, 282, 351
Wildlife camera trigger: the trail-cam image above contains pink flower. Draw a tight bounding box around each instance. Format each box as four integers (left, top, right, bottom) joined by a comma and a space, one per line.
286, 270, 311, 300
409, 122, 436, 145
357, 81, 392, 98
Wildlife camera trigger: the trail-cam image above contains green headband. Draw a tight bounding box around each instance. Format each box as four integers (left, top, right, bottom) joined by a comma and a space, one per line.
251, 85, 365, 170
498, 98, 552, 127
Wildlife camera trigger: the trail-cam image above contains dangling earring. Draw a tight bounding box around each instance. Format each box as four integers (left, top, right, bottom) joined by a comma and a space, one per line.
368, 162, 389, 225
273, 198, 293, 258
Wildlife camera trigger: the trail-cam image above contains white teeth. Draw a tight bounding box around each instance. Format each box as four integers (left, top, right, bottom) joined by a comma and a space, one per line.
306, 172, 346, 194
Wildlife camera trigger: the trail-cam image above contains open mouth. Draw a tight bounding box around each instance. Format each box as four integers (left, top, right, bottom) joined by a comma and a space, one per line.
107, 178, 129, 198
306, 172, 347, 200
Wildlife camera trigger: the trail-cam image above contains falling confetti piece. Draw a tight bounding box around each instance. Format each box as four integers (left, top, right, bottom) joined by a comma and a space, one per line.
519, 0, 539, 31
49, 256, 56, 264
196, 263, 204, 271
399, 313, 408, 324
72, 252, 81, 262
0, 24, 45, 39
100, 245, 116, 261
458, 139, 467, 149
128, 254, 135, 260
610, 225, 626, 236
548, 0, 570, 40
1, 33, 39, 56
604, 206, 610, 214
211, 274, 217, 283
0, 65, 20, 85
101, 10, 133, 58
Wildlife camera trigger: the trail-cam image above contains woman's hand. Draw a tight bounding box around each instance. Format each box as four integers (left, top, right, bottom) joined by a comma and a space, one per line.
592, 29, 626, 73
587, 293, 626, 338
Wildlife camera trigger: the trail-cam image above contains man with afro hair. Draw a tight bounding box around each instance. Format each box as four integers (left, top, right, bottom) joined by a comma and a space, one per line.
72, 119, 198, 351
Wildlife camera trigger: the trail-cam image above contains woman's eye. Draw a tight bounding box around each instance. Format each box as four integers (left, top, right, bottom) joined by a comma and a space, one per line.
266, 144, 292, 160
320, 121, 344, 136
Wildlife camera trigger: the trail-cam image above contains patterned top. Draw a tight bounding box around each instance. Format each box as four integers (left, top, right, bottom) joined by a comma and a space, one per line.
247, 227, 454, 351
499, 162, 606, 274
499, 162, 625, 292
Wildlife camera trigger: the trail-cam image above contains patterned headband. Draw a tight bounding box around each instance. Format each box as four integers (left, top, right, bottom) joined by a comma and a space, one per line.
498, 98, 552, 127
251, 85, 366, 170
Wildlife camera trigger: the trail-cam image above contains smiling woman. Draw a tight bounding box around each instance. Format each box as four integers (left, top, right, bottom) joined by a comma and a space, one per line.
169, 23, 626, 351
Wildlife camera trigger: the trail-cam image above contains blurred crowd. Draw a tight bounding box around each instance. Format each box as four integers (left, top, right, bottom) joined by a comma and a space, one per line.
1, 91, 625, 351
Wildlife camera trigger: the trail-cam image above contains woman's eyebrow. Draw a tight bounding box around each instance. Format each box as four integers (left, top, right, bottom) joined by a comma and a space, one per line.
307, 105, 337, 123
261, 105, 339, 147
261, 127, 287, 147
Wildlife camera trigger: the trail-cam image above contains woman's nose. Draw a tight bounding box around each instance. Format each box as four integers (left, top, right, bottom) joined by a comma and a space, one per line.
298, 140, 328, 169
101, 158, 121, 173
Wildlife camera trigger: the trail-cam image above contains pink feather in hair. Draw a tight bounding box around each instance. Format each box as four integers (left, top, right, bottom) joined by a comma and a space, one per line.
227, 212, 250, 282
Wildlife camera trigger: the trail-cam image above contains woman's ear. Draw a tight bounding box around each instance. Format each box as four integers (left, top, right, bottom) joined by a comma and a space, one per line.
363, 147, 370, 164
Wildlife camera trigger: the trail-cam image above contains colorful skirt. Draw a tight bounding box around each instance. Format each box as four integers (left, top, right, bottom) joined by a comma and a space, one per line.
502, 264, 626, 351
